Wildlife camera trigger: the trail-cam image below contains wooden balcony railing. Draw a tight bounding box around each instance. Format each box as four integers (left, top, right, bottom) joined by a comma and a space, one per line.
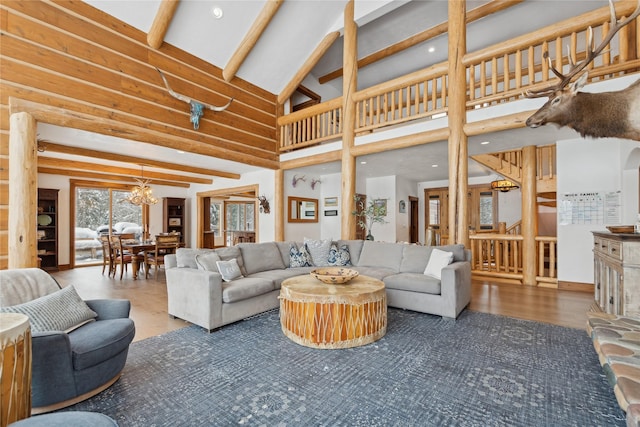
536, 236, 558, 287
278, 3, 639, 153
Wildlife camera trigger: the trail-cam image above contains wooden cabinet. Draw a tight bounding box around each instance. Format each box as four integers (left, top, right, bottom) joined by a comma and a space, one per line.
593, 232, 640, 316
163, 197, 185, 243
37, 188, 59, 272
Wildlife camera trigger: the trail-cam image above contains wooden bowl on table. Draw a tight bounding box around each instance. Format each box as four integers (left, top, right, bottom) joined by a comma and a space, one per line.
310, 267, 359, 285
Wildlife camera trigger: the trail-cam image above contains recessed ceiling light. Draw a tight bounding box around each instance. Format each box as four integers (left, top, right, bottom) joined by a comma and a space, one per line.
212, 6, 223, 19
360, 161, 367, 165
432, 164, 438, 168
480, 141, 490, 145
427, 46, 435, 53
176, 150, 185, 153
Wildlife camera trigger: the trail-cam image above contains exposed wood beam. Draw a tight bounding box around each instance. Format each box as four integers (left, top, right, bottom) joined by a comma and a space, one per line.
37, 157, 213, 184
319, 0, 523, 84
147, 0, 180, 49
37, 141, 241, 179
295, 85, 321, 101
222, 0, 284, 82
38, 167, 190, 188
278, 31, 340, 104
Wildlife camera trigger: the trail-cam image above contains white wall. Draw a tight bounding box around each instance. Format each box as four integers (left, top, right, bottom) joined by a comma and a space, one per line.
320, 173, 342, 240
557, 138, 639, 284
282, 170, 322, 241
395, 175, 415, 242
364, 176, 396, 242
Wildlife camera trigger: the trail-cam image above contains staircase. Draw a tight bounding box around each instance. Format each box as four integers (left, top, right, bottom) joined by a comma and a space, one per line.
471, 144, 556, 206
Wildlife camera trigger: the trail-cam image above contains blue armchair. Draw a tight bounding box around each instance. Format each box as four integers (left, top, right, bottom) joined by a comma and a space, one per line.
0, 268, 135, 413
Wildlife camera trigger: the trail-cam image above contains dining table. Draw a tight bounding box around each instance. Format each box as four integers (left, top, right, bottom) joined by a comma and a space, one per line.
121, 241, 155, 280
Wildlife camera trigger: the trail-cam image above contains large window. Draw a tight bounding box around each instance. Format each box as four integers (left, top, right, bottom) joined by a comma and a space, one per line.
225, 202, 255, 246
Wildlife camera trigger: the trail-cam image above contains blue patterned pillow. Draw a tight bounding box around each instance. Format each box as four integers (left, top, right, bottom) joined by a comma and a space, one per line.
328, 243, 352, 266
289, 243, 312, 268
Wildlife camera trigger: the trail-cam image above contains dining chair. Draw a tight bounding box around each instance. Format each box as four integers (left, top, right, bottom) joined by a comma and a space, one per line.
144, 235, 180, 279
99, 234, 114, 276
110, 235, 132, 280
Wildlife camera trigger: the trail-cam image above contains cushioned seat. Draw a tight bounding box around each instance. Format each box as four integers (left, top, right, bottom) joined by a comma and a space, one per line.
383, 272, 441, 294
222, 278, 274, 303
10, 411, 118, 427
0, 268, 135, 413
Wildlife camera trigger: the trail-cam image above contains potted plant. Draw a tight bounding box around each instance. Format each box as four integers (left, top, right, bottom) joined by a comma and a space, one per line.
352, 196, 388, 240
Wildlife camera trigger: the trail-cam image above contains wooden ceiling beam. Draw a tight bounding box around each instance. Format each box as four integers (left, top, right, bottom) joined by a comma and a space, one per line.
222, 0, 284, 82
38, 167, 191, 188
318, 0, 523, 84
278, 31, 340, 104
37, 157, 213, 184
38, 141, 241, 179
147, 0, 181, 49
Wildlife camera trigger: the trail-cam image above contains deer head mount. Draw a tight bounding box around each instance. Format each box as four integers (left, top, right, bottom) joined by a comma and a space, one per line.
292, 174, 306, 187
257, 195, 270, 214
310, 178, 321, 190
525, 0, 640, 141
156, 67, 233, 130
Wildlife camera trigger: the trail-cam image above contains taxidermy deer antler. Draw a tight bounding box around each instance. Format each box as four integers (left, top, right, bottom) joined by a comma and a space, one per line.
257, 195, 270, 214
525, 0, 640, 141
156, 67, 233, 130
311, 178, 321, 190
292, 174, 306, 187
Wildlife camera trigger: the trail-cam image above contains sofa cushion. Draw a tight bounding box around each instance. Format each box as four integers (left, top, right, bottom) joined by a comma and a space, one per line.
216, 246, 247, 276
222, 278, 274, 303
337, 240, 364, 265
357, 241, 404, 272
275, 241, 293, 268
69, 318, 135, 370
247, 269, 306, 290
424, 248, 454, 279
304, 238, 332, 266
400, 245, 434, 273
195, 252, 221, 272
384, 273, 441, 295
351, 266, 397, 281
176, 248, 214, 269
239, 242, 286, 275
438, 244, 467, 262
290, 243, 312, 268
1, 285, 97, 333
328, 243, 351, 266
216, 259, 244, 282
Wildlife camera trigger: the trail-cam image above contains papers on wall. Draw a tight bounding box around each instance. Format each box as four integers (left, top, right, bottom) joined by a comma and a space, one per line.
559, 191, 621, 225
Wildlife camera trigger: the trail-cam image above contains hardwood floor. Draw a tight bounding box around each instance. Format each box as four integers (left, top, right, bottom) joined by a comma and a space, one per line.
51, 267, 595, 342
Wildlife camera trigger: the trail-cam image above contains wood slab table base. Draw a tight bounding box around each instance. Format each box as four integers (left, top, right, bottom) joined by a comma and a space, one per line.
279, 275, 387, 349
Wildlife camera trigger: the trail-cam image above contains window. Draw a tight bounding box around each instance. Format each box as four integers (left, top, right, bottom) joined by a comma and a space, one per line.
479, 191, 495, 230
225, 202, 255, 246
210, 202, 221, 237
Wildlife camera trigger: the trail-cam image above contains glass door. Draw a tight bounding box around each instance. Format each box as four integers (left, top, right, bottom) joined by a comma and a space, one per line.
224, 201, 255, 246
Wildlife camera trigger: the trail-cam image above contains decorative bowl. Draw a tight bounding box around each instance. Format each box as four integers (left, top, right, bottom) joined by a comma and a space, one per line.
311, 267, 359, 285
606, 225, 635, 234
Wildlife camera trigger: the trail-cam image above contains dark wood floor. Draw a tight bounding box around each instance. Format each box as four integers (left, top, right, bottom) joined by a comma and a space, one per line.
52, 266, 595, 342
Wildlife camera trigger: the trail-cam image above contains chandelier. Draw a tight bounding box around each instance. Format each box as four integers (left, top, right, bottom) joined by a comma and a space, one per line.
124, 166, 158, 205
490, 179, 519, 192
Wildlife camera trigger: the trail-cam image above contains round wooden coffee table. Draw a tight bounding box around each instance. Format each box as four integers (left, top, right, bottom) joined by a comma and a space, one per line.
279, 274, 386, 349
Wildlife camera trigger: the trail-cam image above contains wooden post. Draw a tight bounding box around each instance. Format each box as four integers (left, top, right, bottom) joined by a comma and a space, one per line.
9, 112, 38, 268
447, 0, 469, 247
521, 145, 538, 286
275, 169, 284, 241
147, 0, 180, 49
341, 0, 357, 240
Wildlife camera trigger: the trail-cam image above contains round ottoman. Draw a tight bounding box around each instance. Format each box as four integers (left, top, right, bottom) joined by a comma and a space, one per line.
10, 411, 117, 427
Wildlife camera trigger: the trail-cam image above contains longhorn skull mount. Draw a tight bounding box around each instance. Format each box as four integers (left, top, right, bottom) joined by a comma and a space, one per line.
156, 67, 233, 130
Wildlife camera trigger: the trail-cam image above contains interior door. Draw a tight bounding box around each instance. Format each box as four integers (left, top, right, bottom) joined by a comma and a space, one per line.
354, 193, 366, 240
409, 196, 419, 243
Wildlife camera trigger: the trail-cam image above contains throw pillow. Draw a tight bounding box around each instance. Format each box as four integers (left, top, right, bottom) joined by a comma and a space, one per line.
195, 252, 221, 272
423, 248, 454, 279
289, 243, 312, 268
176, 248, 214, 269
216, 259, 244, 282
0, 285, 97, 333
303, 238, 332, 266
328, 243, 351, 266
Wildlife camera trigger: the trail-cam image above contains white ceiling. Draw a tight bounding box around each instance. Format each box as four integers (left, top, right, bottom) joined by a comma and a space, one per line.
39, 0, 612, 184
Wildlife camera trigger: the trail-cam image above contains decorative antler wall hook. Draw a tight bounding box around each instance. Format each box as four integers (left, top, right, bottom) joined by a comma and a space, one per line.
257, 195, 270, 214
310, 178, 321, 190
156, 67, 233, 130
292, 174, 306, 187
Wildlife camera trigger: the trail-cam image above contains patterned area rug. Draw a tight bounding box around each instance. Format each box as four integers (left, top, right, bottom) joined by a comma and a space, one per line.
64, 309, 625, 426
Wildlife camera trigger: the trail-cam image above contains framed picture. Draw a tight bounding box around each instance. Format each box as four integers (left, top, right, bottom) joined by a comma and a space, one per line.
169, 218, 181, 226
374, 199, 387, 216
304, 210, 316, 217
324, 210, 338, 216
324, 197, 338, 207
399, 200, 406, 213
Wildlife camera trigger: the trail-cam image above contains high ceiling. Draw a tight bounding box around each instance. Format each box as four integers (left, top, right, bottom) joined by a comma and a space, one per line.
38, 0, 612, 184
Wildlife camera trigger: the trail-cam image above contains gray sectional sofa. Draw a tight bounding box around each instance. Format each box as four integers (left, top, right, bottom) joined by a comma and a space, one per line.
165, 240, 471, 332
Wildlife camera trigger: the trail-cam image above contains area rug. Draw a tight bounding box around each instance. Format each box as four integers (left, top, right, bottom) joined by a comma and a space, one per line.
63, 309, 625, 426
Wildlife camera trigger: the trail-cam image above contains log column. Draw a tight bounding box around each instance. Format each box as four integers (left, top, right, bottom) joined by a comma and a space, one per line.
340, 0, 357, 239
8, 112, 38, 268
521, 145, 538, 285
447, 0, 469, 246
275, 168, 284, 241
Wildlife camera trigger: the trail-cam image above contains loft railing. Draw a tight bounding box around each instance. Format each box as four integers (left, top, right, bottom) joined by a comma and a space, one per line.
278, 4, 639, 152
